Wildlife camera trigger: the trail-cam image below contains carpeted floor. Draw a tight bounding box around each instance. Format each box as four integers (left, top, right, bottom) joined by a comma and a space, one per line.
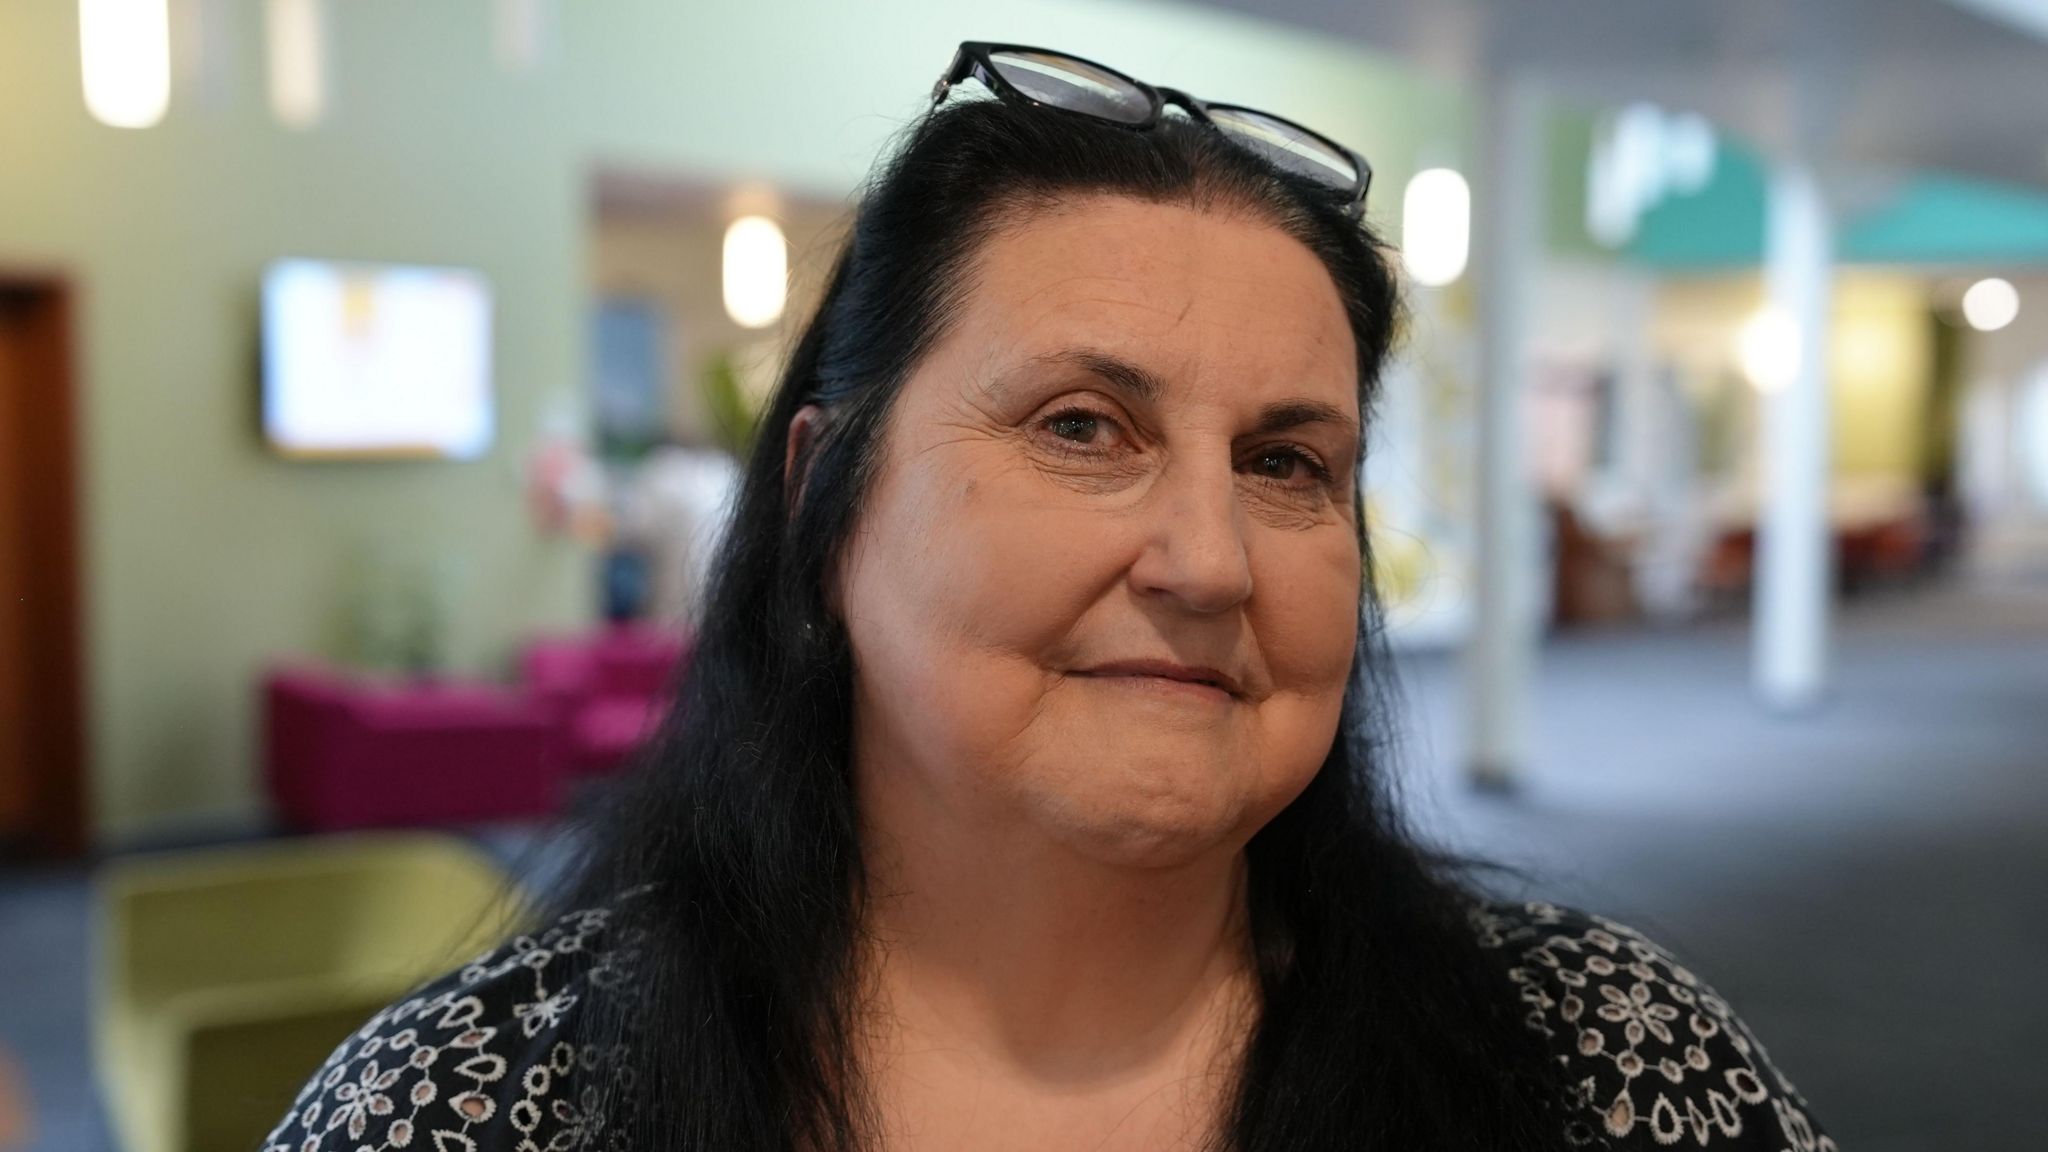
2, 579, 2040, 1151
1392, 580, 2048, 1152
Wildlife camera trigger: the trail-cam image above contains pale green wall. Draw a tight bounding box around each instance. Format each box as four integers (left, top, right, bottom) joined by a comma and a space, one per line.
561, 0, 1469, 209
0, 0, 1465, 843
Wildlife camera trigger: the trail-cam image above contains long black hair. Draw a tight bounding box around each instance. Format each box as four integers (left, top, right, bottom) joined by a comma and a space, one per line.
558, 93, 1590, 1151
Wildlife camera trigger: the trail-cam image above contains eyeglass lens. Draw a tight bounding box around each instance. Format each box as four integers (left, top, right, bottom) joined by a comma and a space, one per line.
1205, 107, 1358, 188
987, 50, 1153, 125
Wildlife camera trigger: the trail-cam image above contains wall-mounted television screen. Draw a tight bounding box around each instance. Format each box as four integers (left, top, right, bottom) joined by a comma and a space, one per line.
261, 259, 494, 460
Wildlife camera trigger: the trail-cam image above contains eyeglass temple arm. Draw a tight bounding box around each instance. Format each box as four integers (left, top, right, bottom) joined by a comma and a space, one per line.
931, 44, 994, 104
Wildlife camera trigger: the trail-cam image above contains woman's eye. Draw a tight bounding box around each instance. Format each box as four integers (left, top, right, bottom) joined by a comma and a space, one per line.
1250, 447, 1334, 489
1041, 407, 1120, 449
1254, 450, 1302, 480
1056, 412, 1105, 438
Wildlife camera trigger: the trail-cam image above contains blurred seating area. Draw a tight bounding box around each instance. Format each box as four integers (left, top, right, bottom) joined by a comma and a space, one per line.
93, 834, 522, 1152
518, 624, 693, 780
262, 667, 560, 831
262, 623, 689, 832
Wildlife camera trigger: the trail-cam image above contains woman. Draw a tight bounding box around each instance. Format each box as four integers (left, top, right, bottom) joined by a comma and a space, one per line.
265, 43, 1834, 1152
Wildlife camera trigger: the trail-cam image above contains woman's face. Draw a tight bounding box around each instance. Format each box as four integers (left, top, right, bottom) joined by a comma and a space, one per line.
828, 195, 1364, 870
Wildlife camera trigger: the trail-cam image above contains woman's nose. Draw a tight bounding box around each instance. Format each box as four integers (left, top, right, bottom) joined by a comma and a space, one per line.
1126, 456, 1254, 614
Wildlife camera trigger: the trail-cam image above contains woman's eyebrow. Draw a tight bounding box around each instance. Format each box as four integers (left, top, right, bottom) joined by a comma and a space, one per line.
986, 347, 1166, 405
991, 346, 1361, 447
1251, 400, 1358, 446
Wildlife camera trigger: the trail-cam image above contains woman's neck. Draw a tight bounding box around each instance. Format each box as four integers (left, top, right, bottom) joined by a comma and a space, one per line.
852, 785, 1258, 1149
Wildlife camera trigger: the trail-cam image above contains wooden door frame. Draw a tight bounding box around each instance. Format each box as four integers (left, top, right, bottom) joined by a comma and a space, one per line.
0, 272, 89, 858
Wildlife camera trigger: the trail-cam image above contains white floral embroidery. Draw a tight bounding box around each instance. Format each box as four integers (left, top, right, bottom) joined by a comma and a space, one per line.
1473, 900, 1837, 1150
269, 897, 1832, 1151
261, 907, 626, 1152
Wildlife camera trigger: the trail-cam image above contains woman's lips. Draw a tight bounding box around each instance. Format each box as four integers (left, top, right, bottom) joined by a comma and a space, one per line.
1081, 655, 1236, 701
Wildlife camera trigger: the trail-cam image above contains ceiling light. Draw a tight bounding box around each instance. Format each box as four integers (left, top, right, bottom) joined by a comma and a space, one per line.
1962, 277, 2020, 332
1739, 309, 1801, 394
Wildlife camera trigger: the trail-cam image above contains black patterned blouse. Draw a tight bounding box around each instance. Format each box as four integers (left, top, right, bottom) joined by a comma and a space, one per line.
261, 900, 1835, 1151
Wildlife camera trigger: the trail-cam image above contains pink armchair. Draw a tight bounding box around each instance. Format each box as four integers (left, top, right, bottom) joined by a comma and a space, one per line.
518, 624, 691, 777
262, 666, 562, 831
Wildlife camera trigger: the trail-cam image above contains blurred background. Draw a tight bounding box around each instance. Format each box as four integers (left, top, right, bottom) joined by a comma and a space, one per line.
2, 0, 2044, 1149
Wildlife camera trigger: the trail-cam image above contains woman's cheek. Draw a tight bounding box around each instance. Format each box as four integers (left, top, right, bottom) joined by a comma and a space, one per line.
1254, 537, 1360, 685
921, 464, 1121, 636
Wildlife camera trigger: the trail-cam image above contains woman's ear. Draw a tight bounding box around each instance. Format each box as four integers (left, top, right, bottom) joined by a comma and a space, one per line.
785, 404, 825, 517
785, 404, 846, 621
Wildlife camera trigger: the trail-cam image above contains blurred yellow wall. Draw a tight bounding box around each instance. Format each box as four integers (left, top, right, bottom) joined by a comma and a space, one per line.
0, 0, 1467, 842
1655, 271, 1937, 481
1831, 277, 1938, 478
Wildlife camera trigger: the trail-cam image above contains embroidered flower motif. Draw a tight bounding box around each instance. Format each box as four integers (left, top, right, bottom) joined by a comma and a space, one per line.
514, 988, 579, 1038
325, 1060, 400, 1140
1595, 980, 1683, 1045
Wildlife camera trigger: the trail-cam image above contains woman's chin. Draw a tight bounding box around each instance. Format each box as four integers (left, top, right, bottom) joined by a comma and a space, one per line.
1034, 786, 1253, 870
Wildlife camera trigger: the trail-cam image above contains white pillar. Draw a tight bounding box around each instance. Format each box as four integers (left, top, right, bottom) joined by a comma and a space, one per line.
1466, 74, 1544, 791
1609, 272, 1658, 498
1752, 162, 1835, 710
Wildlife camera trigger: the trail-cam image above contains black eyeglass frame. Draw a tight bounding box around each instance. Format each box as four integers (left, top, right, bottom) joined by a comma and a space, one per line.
931, 40, 1373, 220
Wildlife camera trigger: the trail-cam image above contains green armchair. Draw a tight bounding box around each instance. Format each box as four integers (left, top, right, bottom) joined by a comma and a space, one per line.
92, 833, 526, 1152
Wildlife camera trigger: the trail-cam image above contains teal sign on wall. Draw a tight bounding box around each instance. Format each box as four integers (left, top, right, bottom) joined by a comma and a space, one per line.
1626, 142, 2048, 269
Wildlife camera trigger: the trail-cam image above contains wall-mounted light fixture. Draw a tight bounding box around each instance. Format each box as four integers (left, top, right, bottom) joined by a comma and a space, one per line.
80, 0, 172, 129
266, 0, 328, 128
1401, 167, 1470, 288
494, 0, 555, 72
722, 216, 788, 329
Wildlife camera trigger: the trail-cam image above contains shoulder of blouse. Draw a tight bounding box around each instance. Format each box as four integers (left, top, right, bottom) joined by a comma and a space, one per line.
260, 893, 1839, 1152
258, 900, 637, 1152
1469, 899, 1839, 1151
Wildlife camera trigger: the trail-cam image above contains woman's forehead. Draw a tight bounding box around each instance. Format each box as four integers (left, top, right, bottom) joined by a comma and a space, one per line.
951, 196, 1359, 408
